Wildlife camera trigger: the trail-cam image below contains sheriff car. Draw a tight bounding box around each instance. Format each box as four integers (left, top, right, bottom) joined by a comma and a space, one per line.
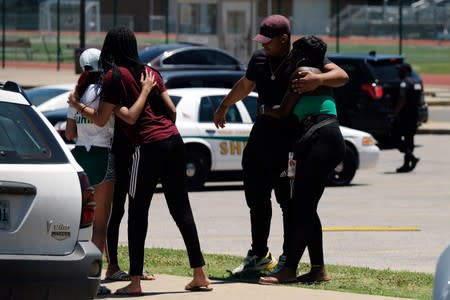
169, 87, 380, 190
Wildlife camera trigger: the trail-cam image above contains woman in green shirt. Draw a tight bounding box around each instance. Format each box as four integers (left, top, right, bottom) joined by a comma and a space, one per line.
259, 36, 346, 285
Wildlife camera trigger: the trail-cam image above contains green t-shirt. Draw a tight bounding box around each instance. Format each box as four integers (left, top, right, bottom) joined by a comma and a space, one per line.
292, 95, 337, 122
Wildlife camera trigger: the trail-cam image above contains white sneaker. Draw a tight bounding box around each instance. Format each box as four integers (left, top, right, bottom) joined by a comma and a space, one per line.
228, 250, 278, 275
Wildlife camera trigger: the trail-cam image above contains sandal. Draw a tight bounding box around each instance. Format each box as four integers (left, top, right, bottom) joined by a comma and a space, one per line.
97, 285, 111, 296
185, 282, 213, 292
141, 270, 156, 280
104, 270, 129, 281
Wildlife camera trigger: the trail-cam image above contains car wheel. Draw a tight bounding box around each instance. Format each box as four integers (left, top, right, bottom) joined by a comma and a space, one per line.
327, 145, 357, 186
185, 147, 210, 191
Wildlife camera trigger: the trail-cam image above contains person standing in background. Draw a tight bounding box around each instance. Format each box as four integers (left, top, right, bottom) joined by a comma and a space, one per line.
392, 63, 420, 173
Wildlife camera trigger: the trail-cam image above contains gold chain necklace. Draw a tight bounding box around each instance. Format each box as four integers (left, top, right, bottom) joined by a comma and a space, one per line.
268, 54, 289, 80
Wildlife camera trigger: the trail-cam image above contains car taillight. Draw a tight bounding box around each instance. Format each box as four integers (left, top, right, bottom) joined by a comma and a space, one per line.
78, 172, 96, 228
360, 83, 383, 100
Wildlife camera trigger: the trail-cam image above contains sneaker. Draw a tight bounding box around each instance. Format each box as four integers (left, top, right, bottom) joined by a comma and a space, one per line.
228, 250, 278, 275
269, 255, 287, 275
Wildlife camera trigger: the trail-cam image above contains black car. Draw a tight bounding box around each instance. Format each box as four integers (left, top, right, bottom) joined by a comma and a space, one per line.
139, 43, 246, 71
328, 52, 428, 143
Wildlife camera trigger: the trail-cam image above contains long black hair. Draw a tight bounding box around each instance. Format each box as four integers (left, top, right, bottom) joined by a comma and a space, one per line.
100, 26, 144, 84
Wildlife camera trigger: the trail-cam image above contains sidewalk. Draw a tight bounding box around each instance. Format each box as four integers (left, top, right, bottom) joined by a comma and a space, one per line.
97, 274, 413, 300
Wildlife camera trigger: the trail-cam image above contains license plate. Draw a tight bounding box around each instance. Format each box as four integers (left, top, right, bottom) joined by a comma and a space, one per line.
0, 200, 10, 230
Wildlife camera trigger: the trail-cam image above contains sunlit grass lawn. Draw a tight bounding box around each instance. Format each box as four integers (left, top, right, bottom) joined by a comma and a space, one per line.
114, 246, 433, 300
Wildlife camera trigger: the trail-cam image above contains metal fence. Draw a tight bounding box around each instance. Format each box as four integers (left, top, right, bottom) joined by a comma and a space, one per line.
329, 3, 450, 39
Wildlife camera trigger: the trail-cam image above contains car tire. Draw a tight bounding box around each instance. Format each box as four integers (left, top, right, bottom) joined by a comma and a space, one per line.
185, 147, 210, 191
327, 145, 357, 186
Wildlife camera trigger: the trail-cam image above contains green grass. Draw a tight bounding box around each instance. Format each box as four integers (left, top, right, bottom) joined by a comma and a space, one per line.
326, 43, 450, 74
4, 33, 450, 75
114, 246, 433, 300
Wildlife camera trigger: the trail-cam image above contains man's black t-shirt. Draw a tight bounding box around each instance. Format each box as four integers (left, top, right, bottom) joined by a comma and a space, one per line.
246, 49, 293, 107
245, 49, 332, 107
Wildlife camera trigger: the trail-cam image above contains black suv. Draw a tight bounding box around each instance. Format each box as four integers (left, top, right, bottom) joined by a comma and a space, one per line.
328, 52, 428, 144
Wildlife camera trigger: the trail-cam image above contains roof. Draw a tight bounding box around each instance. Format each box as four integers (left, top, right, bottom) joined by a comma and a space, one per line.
328, 52, 405, 62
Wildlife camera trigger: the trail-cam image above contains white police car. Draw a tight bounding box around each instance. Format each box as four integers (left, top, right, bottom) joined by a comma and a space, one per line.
168, 87, 380, 190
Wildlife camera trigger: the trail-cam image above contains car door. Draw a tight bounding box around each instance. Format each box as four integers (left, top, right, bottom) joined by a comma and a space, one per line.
196, 94, 253, 171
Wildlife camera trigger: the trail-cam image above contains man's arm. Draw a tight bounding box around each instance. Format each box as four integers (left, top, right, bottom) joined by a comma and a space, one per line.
213, 76, 255, 128
292, 62, 349, 94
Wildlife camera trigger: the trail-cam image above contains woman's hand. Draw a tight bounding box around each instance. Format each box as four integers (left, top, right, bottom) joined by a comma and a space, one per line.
67, 90, 81, 110
291, 69, 323, 94
141, 69, 156, 94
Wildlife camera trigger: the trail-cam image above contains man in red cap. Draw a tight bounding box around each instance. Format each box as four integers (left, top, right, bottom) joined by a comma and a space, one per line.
214, 14, 348, 277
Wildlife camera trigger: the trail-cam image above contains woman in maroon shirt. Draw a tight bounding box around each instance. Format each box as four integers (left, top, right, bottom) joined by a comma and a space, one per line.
68, 26, 211, 296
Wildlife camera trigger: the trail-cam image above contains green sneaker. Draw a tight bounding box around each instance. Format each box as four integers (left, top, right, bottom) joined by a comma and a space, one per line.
228, 250, 278, 275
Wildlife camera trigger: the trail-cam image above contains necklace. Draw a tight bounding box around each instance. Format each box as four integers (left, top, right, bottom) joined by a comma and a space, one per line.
268, 55, 289, 80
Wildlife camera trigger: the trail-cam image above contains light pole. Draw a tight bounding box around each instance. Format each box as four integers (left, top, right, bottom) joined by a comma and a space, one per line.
399, 0, 403, 55
336, 0, 340, 53
2, 0, 5, 68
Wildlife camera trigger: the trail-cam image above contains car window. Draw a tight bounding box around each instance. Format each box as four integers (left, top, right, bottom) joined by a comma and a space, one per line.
170, 95, 182, 106
163, 49, 237, 66
241, 95, 258, 122
368, 60, 403, 82
199, 95, 242, 123
25, 88, 69, 106
199, 49, 238, 66
0, 102, 67, 164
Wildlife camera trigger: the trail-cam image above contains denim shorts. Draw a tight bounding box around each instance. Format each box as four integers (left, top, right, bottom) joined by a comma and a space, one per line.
71, 146, 115, 186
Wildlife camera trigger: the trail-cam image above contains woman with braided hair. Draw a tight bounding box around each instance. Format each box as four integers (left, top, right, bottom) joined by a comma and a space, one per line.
68, 26, 211, 296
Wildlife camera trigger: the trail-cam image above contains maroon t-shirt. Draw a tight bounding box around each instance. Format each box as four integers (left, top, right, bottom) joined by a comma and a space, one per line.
101, 65, 179, 146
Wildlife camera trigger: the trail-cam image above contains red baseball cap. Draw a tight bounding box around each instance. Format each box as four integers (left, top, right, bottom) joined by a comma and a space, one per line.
253, 14, 291, 44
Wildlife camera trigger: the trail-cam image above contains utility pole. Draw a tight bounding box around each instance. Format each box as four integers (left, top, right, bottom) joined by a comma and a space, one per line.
398, 0, 403, 55
2, 0, 5, 68
113, 0, 118, 27
165, 1, 169, 44
336, 0, 340, 53
57, 0, 61, 71
80, 0, 86, 49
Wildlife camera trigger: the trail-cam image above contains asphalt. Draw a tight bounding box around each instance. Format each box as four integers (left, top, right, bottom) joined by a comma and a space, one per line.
1, 64, 448, 300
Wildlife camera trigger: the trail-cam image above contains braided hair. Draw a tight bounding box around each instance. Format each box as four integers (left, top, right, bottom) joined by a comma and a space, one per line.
290, 35, 327, 69
100, 26, 144, 85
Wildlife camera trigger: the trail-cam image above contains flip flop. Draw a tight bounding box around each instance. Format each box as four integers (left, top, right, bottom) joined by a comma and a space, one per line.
104, 270, 130, 281
185, 283, 213, 292
97, 285, 111, 296
141, 270, 156, 280
114, 287, 143, 296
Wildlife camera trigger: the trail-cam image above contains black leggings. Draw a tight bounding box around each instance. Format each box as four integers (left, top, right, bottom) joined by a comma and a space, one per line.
285, 117, 345, 270
127, 135, 205, 276
106, 147, 132, 266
